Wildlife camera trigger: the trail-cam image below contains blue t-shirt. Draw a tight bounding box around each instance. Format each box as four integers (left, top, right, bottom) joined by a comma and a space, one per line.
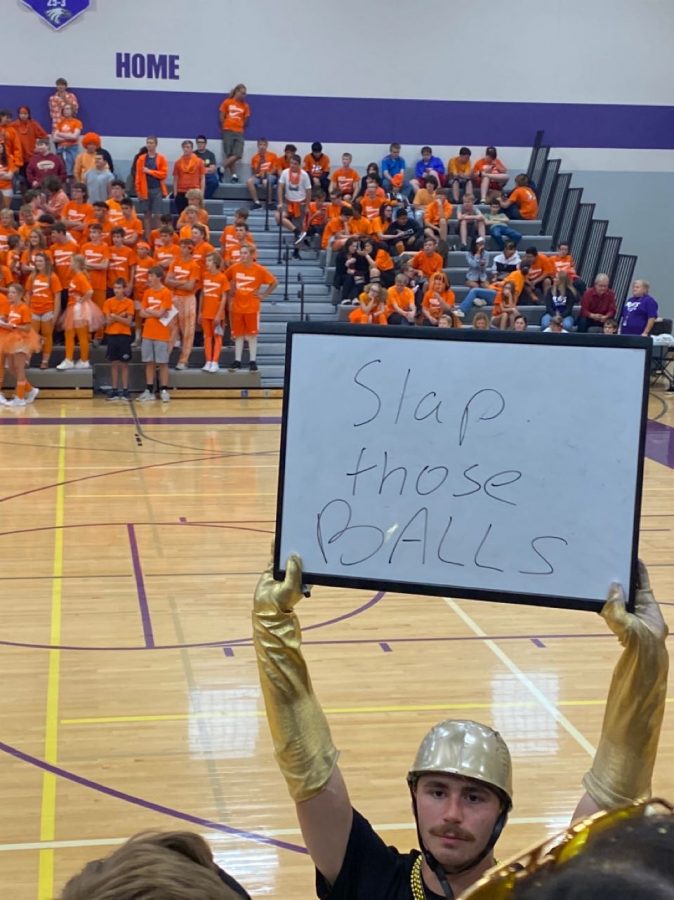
415, 156, 445, 180
381, 155, 406, 179
144, 154, 161, 191
620, 294, 658, 335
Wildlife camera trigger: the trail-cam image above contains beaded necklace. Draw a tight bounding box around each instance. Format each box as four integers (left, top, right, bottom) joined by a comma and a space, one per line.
410, 856, 427, 899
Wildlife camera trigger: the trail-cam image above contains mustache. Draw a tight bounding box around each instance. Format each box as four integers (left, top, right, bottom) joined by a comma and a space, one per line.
429, 826, 475, 842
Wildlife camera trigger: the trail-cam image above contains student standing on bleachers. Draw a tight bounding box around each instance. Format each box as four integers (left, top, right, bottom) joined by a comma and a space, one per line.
577, 273, 616, 332
10, 107, 47, 186
472, 146, 509, 202
200, 252, 229, 372
166, 238, 200, 370
195, 135, 219, 199
225, 244, 277, 372
0, 110, 24, 178
135, 136, 169, 239
247, 138, 278, 209
85, 152, 115, 204
26, 136, 66, 189
56, 253, 103, 370
219, 83, 250, 183
172, 141, 205, 217
0, 136, 16, 210
52, 102, 82, 179
619, 280, 658, 337
48, 78, 78, 129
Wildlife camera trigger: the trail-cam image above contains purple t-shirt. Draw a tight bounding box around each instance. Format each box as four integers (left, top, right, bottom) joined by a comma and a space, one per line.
620, 294, 658, 335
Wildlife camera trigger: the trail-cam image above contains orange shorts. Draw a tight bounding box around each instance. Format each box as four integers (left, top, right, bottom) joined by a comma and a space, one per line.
230, 310, 259, 338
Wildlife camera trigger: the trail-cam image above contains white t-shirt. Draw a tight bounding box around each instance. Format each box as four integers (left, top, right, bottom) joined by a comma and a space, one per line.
279, 168, 311, 203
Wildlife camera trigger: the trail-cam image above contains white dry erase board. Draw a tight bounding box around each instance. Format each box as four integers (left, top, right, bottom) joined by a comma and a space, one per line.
275, 323, 651, 612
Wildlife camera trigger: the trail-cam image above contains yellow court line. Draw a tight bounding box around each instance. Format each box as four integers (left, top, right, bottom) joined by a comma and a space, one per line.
37, 419, 66, 900
58, 697, 666, 727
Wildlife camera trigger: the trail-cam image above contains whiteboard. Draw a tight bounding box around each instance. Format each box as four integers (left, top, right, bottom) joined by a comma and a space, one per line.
275, 324, 651, 612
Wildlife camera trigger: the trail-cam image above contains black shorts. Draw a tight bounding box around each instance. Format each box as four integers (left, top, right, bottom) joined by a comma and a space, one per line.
106, 334, 133, 362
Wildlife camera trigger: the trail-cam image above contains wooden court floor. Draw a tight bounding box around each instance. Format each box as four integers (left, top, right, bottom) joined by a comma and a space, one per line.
0, 392, 672, 899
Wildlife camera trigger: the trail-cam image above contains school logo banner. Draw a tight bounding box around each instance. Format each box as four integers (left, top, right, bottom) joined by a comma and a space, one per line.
20, 0, 90, 30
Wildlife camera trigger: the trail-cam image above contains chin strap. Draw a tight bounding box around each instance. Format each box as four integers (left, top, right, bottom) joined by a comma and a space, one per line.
409, 784, 508, 898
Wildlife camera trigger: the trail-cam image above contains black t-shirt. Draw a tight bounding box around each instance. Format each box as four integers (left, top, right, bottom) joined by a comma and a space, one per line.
196, 148, 217, 169
316, 809, 445, 900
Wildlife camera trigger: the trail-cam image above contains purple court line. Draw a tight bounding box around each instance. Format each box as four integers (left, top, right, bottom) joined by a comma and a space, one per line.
531, 638, 546, 648
0, 416, 282, 426
645, 420, 674, 469
0, 738, 306, 855
0, 520, 275, 541
379, 642, 393, 653
127, 524, 154, 649
223, 647, 234, 658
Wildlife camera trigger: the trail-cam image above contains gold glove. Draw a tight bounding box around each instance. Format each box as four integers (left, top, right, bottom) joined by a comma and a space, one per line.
252, 551, 338, 803
583, 560, 669, 809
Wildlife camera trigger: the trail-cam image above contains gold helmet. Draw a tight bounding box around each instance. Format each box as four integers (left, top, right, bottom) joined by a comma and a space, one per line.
407, 719, 513, 809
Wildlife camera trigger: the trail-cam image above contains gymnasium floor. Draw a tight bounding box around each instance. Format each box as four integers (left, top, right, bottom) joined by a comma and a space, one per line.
0, 392, 672, 899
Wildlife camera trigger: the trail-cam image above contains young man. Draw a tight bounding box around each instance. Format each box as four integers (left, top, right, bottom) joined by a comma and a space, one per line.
224, 244, 277, 372
26, 137, 66, 189
80, 222, 110, 315
135, 136, 168, 239
523, 245, 556, 298
276, 155, 312, 258
411, 237, 445, 286
106, 179, 129, 227
119, 198, 143, 248
330, 153, 360, 200
107, 228, 136, 295
381, 143, 407, 197
103, 277, 134, 400
411, 147, 445, 194
483, 200, 521, 249
253, 554, 669, 900
472, 146, 509, 202
447, 147, 473, 203
246, 138, 278, 209
457, 195, 486, 249
49, 78, 79, 130
139, 266, 173, 402
172, 141, 205, 216
165, 238, 200, 369
61, 182, 94, 245
194, 135, 219, 199
85, 151, 115, 204
303, 142, 331, 196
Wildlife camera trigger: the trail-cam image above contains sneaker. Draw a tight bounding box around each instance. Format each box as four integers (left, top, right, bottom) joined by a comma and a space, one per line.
0, 393, 9, 406
56, 358, 74, 370
230, 173, 239, 183
249, 361, 258, 372
340, 299, 352, 306
160, 388, 170, 402
251, 201, 262, 210
473, 298, 487, 308
453, 308, 465, 318
210, 361, 220, 372
25, 387, 40, 404
8, 397, 26, 407
74, 360, 91, 369
229, 360, 242, 372
121, 389, 130, 400
294, 230, 307, 247
292, 249, 300, 260
106, 391, 120, 402
137, 389, 155, 402
175, 361, 186, 370
201, 362, 212, 372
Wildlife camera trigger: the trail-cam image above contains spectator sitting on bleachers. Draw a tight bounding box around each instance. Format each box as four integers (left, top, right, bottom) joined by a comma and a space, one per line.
421, 271, 460, 327
356, 162, 384, 198
371, 202, 396, 245
276, 143, 297, 174
0, 135, 15, 210
619, 279, 658, 336
26, 136, 66, 189
472, 310, 491, 329
472, 146, 509, 202
543, 314, 568, 333
484, 199, 522, 248
490, 240, 521, 280
491, 280, 520, 331
350, 200, 374, 237
172, 140, 205, 216
383, 207, 422, 255
370, 237, 395, 287
330, 152, 360, 200
322, 204, 355, 251
11, 107, 47, 185
335, 237, 369, 304
577, 273, 616, 332
303, 141, 331, 196
305, 188, 328, 247
541, 271, 577, 331
460, 261, 529, 317
360, 178, 387, 221
457, 194, 486, 250
549, 240, 586, 295
447, 147, 473, 203
85, 152, 115, 204
411, 146, 445, 194
522, 245, 555, 299
219, 83, 249, 183
349, 282, 385, 324
52, 101, 82, 179
0, 208, 18, 258
602, 317, 618, 335
411, 237, 445, 294
499, 173, 538, 220
386, 272, 416, 325
48, 77, 78, 130
465, 236, 489, 287
381, 143, 408, 198
512, 313, 528, 331
423, 186, 452, 245
194, 135, 219, 199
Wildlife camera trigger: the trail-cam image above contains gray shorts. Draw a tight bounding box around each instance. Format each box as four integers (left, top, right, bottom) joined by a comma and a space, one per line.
141, 338, 170, 363
139, 187, 164, 216
222, 129, 244, 159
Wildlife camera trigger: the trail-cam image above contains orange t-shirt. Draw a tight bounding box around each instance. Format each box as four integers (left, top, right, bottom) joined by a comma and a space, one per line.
26, 272, 61, 315
55, 116, 82, 147
154, 243, 179, 271
321, 218, 354, 250
106, 199, 124, 227
351, 216, 374, 237
550, 253, 577, 278
103, 296, 135, 335
412, 250, 444, 278
374, 248, 394, 272
6, 301, 31, 329
167, 258, 200, 296
220, 226, 256, 256
219, 98, 250, 132
141, 286, 173, 341
177, 207, 209, 229
361, 196, 383, 221
224, 239, 258, 265
251, 151, 278, 175
107, 245, 136, 287
330, 167, 360, 195
448, 156, 472, 177
508, 187, 538, 220
527, 253, 556, 283
186, 240, 215, 278
386, 285, 416, 314
472, 157, 507, 178
0, 263, 14, 295
0, 225, 19, 263
120, 216, 143, 245
201, 271, 230, 319
423, 288, 456, 319
150, 228, 179, 249
424, 198, 453, 225
62, 201, 94, 243
67, 270, 93, 305
225, 261, 275, 314
80, 241, 110, 292
173, 156, 205, 193
504, 269, 526, 299
133, 255, 155, 300
51, 243, 78, 285
303, 153, 330, 178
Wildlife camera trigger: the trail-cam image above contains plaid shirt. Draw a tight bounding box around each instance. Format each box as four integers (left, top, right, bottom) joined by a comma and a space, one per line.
48, 91, 79, 128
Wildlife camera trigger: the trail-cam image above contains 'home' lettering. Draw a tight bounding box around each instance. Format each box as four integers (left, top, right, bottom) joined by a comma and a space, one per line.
116, 53, 180, 80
